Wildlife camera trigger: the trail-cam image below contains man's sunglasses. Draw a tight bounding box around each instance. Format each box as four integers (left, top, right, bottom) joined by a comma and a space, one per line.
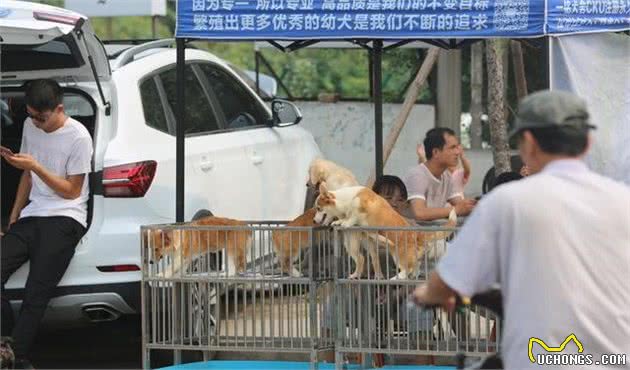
26, 110, 53, 122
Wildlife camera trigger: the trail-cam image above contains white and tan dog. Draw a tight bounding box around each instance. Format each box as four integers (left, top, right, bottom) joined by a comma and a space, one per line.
315, 183, 456, 279
308, 158, 359, 191
274, 207, 395, 278
309, 159, 397, 278
308, 158, 360, 225
145, 216, 251, 277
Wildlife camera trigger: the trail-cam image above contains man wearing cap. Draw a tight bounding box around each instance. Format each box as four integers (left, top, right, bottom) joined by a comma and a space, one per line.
412, 90, 630, 369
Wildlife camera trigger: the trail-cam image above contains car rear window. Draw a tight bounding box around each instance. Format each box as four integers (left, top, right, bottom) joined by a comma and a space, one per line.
1, 36, 84, 72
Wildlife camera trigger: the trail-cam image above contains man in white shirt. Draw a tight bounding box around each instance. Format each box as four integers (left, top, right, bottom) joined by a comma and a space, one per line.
412, 90, 630, 369
1, 79, 93, 368
404, 127, 476, 222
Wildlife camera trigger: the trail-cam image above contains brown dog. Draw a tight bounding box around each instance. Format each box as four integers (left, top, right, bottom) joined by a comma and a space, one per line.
272, 208, 391, 278
272, 208, 320, 277
315, 183, 456, 279
146, 216, 251, 277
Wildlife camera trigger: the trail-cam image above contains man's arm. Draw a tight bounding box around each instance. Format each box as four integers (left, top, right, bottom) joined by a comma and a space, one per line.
410, 198, 454, 221
412, 270, 459, 310
9, 170, 32, 225
33, 166, 85, 200
3, 153, 85, 200
448, 197, 476, 216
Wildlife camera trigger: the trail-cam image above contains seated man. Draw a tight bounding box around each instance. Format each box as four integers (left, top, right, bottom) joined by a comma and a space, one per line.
404, 128, 476, 222
412, 91, 630, 370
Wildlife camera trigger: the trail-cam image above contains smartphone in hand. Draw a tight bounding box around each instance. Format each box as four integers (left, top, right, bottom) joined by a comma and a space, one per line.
0, 146, 15, 157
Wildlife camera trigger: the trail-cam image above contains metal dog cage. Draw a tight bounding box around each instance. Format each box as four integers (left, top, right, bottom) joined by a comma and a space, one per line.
333, 226, 500, 369
140, 221, 499, 370
141, 222, 335, 370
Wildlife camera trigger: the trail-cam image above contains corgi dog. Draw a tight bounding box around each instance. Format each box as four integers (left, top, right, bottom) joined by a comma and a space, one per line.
145, 216, 251, 277
315, 183, 456, 279
272, 208, 320, 277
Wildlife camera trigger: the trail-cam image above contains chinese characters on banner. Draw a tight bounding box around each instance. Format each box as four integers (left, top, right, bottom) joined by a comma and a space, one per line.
177, 0, 546, 38
177, 0, 629, 38
547, 0, 630, 33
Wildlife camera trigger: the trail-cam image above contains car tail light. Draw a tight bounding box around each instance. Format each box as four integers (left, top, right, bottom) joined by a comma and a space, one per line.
97, 265, 141, 272
103, 161, 157, 198
33, 11, 82, 26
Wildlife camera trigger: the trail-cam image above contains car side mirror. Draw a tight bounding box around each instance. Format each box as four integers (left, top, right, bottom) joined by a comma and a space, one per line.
271, 99, 302, 127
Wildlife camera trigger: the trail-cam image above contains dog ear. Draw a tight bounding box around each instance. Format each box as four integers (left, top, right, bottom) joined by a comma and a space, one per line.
154, 229, 171, 246
163, 230, 172, 245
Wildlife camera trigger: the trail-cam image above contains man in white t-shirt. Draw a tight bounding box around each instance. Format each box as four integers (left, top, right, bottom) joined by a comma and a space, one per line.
404, 127, 476, 222
0, 79, 93, 367
412, 90, 630, 369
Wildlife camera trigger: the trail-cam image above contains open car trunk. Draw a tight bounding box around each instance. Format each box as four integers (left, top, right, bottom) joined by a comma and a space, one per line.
0, 0, 110, 231
1, 89, 97, 231
0, 0, 110, 84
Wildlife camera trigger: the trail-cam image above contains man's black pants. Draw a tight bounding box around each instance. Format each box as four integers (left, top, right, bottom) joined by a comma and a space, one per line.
1, 216, 85, 358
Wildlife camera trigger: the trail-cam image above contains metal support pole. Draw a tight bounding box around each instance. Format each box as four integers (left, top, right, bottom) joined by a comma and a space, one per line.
373, 40, 384, 181
151, 15, 158, 39
176, 38, 186, 223
544, 37, 552, 90
255, 48, 261, 96
368, 49, 374, 101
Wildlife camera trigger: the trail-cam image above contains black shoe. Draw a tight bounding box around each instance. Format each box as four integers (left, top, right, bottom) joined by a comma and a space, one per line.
14, 358, 35, 370
0, 337, 15, 369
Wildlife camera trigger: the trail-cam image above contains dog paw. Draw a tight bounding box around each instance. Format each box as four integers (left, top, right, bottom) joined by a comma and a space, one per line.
348, 272, 361, 280
155, 269, 174, 279
373, 273, 385, 280
290, 268, 303, 277
331, 219, 344, 226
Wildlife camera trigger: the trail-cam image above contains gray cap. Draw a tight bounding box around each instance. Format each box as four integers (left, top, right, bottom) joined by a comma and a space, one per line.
509, 90, 596, 138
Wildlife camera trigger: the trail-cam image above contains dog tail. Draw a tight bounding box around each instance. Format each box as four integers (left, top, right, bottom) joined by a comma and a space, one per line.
446, 208, 457, 227
367, 232, 396, 248
421, 209, 458, 243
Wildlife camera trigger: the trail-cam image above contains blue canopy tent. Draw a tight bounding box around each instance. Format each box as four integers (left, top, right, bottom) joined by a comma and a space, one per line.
173, 0, 629, 221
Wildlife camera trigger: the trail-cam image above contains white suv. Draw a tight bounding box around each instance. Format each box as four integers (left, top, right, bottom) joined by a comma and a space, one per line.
0, 1, 320, 324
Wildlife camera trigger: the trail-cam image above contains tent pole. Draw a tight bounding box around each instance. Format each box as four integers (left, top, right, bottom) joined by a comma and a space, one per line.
176, 38, 186, 223
373, 40, 384, 181
546, 36, 553, 90
368, 48, 374, 101
543, 36, 551, 90
255, 46, 261, 95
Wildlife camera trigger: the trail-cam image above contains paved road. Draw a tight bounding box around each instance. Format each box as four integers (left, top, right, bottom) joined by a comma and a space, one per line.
29, 316, 209, 369
30, 316, 143, 369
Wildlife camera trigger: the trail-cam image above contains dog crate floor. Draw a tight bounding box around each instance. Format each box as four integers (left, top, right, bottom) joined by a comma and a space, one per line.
157, 360, 456, 370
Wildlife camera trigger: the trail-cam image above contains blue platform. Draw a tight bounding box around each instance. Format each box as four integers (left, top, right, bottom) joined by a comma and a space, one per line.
158, 360, 455, 370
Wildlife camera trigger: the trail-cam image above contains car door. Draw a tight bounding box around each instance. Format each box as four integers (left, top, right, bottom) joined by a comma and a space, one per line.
196, 62, 297, 220
156, 63, 259, 220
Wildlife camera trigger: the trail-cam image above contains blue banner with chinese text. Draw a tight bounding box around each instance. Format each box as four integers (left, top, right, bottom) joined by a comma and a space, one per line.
547, 0, 630, 34
175, 0, 629, 39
